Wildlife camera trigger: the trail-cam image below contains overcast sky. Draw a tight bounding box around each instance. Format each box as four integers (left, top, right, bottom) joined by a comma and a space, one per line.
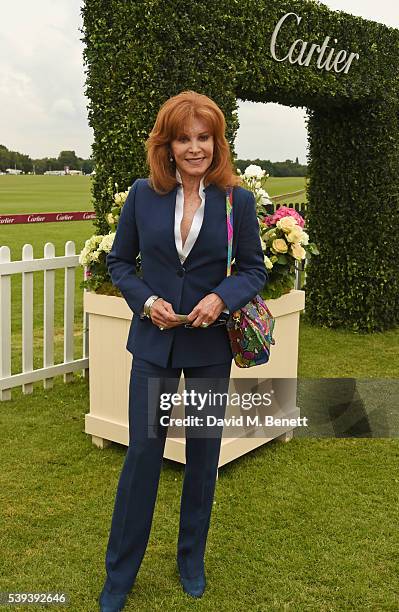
0, 1, 397, 165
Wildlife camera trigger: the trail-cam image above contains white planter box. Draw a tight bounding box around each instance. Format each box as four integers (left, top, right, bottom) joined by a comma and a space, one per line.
84, 289, 305, 467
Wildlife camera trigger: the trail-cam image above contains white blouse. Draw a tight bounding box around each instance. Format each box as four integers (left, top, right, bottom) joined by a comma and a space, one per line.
174, 167, 206, 264
142, 168, 229, 315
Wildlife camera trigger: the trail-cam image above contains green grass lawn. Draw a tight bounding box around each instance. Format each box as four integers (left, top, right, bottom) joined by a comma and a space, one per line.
1, 174, 398, 611
266, 176, 307, 199
0, 175, 93, 214
1, 370, 398, 611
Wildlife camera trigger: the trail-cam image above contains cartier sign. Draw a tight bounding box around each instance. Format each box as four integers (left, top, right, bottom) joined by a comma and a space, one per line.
270, 12, 360, 74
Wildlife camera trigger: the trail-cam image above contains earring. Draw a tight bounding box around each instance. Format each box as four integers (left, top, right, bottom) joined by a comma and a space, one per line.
169, 154, 174, 162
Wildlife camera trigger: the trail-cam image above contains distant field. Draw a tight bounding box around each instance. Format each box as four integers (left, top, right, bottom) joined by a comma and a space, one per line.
0, 175, 93, 214
266, 176, 307, 201
0, 174, 307, 258
0, 174, 306, 213
0, 176, 95, 260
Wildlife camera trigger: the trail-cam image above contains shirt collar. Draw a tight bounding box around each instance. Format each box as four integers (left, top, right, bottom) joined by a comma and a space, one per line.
176, 167, 206, 195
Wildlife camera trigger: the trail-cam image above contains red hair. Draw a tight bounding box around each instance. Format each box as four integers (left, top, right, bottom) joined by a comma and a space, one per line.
145, 90, 242, 194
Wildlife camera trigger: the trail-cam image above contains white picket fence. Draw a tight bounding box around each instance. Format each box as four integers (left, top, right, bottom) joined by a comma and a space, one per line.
0, 241, 89, 401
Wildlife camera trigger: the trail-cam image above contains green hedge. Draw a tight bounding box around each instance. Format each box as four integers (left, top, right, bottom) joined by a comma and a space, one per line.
81, 0, 399, 332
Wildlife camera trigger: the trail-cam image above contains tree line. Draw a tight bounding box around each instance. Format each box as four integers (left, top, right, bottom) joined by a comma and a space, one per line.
0, 143, 308, 177
235, 157, 308, 177
0, 145, 94, 174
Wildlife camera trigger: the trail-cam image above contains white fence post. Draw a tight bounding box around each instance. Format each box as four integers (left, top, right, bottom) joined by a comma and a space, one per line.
0, 246, 12, 401
64, 241, 75, 384
43, 242, 56, 390
22, 244, 34, 395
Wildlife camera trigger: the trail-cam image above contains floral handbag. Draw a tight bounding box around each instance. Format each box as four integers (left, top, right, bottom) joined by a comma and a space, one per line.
225, 187, 276, 368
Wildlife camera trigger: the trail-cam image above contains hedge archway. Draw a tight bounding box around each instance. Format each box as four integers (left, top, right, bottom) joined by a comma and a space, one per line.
81, 0, 399, 333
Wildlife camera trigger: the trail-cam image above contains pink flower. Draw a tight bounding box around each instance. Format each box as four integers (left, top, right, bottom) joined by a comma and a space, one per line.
264, 206, 305, 228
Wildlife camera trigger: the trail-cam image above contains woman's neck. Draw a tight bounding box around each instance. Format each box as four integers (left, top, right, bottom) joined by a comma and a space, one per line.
177, 168, 203, 195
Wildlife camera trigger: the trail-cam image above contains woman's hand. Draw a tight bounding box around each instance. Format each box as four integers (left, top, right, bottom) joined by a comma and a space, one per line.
150, 298, 184, 329
186, 293, 226, 328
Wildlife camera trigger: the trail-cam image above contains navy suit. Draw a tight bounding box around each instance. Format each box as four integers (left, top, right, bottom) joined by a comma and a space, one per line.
106, 177, 268, 367
100, 177, 268, 601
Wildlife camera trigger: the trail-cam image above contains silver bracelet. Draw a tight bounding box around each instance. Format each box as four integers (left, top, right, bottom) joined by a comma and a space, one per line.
144, 295, 160, 318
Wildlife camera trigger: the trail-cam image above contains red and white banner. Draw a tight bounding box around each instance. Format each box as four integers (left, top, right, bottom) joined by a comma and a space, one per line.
0, 211, 96, 225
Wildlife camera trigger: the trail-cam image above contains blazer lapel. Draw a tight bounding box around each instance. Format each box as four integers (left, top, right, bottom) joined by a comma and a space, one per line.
163, 182, 228, 270
163, 184, 184, 270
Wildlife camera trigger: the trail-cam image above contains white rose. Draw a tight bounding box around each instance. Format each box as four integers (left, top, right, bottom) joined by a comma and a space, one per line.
87, 235, 103, 250
79, 247, 90, 266
277, 217, 297, 233
300, 231, 309, 245
99, 233, 115, 253
258, 188, 272, 205
244, 164, 265, 179
272, 239, 288, 254
291, 243, 306, 260
286, 227, 303, 243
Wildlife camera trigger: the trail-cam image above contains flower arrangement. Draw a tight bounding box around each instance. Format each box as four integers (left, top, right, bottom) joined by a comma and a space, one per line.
79, 168, 318, 300
240, 164, 319, 300
79, 233, 116, 293
79, 184, 133, 294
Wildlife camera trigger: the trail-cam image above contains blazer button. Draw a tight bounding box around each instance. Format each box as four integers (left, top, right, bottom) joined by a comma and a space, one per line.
177, 268, 185, 277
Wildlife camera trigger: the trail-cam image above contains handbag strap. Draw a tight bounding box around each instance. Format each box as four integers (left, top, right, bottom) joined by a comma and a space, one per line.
226, 186, 234, 277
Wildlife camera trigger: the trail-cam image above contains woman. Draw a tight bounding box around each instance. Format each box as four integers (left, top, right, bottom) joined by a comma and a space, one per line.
99, 90, 268, 611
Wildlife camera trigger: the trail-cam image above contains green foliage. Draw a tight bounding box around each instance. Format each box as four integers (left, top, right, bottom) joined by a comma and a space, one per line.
2, 372, 399, 610
58, 150, 80, 169
305, 102, 399, 333
81, 0, 399, 332
0, 143, 32, 174
0, 144, 93, 174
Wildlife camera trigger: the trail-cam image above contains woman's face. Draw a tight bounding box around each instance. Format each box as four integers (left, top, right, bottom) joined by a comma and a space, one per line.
170, 116, 214, 181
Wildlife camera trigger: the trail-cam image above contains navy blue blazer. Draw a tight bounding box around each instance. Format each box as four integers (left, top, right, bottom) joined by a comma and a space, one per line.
106, 177, 268, 368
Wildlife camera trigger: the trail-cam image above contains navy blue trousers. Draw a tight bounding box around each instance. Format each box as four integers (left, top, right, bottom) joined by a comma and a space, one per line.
102, 353, 232, 595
